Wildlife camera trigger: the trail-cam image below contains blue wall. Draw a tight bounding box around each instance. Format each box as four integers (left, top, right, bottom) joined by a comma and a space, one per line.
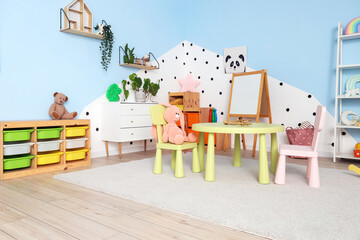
0, 0, 185, 120
184, 0, 360, 115
1, 0, 360, 121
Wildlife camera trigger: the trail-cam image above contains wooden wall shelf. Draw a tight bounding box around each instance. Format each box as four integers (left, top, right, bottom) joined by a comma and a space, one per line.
60, 28, 103, 39
119, 63, 159, 70
0, 119, 91, 180
60, 28, 104, 40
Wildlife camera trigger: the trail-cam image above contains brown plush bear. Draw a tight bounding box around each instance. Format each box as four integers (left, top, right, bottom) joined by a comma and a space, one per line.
49, 92, 78, 120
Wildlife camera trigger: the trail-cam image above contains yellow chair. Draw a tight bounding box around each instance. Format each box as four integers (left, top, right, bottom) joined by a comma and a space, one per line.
150, 105, 200, 178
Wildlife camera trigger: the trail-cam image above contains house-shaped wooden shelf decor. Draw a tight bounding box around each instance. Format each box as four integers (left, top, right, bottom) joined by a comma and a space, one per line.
60, 0, 103, 40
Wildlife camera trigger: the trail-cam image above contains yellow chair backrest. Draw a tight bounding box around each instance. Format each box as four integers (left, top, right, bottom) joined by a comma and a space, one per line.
149, 105, 167, 125
150, 105, 168, 144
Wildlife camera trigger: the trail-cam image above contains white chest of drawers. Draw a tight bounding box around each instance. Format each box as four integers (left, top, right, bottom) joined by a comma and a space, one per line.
100, 102, 156, 158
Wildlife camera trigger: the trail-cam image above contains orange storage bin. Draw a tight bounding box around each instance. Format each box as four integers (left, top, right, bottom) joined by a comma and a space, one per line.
185, 113, 199, 128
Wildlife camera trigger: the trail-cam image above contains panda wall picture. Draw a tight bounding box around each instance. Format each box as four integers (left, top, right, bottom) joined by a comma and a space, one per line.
223, 46, 247, 74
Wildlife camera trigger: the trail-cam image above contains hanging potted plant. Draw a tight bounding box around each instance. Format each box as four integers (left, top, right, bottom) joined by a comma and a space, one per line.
95, 22, 114, 71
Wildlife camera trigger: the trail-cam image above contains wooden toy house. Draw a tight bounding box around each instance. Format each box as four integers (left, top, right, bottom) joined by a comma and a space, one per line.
64, 0, 93, 33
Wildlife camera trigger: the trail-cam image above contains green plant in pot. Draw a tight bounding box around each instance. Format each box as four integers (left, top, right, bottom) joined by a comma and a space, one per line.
143, 78, 160, 101
123, 43, 135, 64
95, 23, 114, 71
121, 73, 160, 102
128, 73, 146, 102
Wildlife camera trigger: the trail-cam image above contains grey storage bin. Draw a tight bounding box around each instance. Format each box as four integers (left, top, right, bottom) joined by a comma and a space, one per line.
37, 140, 63, 152
3, 142, 34, 156
66, 138, 89, 149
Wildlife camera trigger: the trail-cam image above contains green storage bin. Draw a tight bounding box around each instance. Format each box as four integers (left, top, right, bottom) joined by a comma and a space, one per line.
3, 154, 34, 170
3, 129, 35, 142
37, 127, 64, 140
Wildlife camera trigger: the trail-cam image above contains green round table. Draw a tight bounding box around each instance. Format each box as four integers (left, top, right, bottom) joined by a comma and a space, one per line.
192, 122, 284, 184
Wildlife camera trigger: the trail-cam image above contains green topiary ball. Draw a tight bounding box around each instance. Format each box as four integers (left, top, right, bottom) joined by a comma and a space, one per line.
106, 84, 122, 102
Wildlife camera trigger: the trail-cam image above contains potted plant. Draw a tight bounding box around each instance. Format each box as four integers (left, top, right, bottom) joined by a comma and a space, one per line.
121, 73, 160, 102
143, 78, 160, 101
123, 43, 135, 64
95, 22, 114, 71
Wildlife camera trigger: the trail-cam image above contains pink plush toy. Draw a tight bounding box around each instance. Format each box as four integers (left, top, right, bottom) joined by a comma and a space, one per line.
153, 103, 197, 145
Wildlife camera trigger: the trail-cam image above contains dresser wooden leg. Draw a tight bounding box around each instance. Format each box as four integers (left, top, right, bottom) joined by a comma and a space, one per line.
144, 140, 147, 151
105, 141, 109, 157
118, 143, 122, 159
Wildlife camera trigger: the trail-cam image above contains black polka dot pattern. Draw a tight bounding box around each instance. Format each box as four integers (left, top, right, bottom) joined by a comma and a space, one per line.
130, 141, 133, 145
286, 108, 290, 112
313, 112, 316, 116
279, 82, 283, 86
145, 70, 147, 74
162, 59, 165, 63
205, 61, 208, 64
86, 112, 89, 116
342, 132, 346, 136
211, 78, 214, 81
219, 92, 222, 95
194, 58, 197, 61
221, 112, 224, 115
331, 142, 334, 147
209, 104, 212, 107
150, 139, 153, 142
96, 128, 99, 131
308, 94, 312, 98
202, 90, 204, 93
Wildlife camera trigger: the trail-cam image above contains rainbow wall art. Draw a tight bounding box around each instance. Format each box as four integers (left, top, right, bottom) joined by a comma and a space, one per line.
345, 17, 360, 35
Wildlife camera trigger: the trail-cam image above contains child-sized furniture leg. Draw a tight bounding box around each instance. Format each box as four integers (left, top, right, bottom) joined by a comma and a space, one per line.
192, 147, 200, 173
171, 150, 176, 170
205, 133, 215, 181
154, 149, 162, 174
175, 150, 184, 178
198, 132, 205, 171
274, 154, 286, 184
270, 133, 278, 174
259, 133, 270, 184
233, 133, 242, 167
308, 157, 320, 188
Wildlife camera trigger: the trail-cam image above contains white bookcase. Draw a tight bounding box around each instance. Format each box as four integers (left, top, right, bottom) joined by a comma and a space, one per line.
333, 22, 360, 162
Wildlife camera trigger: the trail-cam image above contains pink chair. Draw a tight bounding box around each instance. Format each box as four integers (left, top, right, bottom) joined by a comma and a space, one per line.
274, 105, 326, 188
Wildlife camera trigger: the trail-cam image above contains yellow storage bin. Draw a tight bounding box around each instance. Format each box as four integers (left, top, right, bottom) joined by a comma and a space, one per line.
66, 126, 89, 137
37, 152, 64, 165
66, 148, 89, 161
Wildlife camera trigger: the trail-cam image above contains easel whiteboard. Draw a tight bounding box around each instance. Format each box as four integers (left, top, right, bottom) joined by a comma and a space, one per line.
225, 69, 272, 156
229, 73, 262, 116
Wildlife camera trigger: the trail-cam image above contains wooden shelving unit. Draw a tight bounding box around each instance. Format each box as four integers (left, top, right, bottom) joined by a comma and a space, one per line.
333, 22, 360, 162
0, 119, 91, 180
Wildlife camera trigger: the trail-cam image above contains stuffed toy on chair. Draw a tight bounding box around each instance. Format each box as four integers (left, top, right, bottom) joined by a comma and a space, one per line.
49, 92, 78, 120
157, 103, 197, 145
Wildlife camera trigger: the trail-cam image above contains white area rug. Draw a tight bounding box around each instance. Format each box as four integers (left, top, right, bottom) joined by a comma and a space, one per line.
54, 154, 360, 240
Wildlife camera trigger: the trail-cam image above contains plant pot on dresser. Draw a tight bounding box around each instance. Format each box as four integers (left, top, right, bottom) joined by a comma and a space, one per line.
100, 102, 157, 158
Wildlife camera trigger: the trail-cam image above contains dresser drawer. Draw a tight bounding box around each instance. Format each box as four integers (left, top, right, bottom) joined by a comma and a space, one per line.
119, 104, 152, 116
118, 127, 153, 142
119, 116, 152, 128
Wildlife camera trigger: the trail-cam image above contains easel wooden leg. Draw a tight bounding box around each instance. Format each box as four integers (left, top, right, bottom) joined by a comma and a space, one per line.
118, 143, 122, 159
252, 134, 257, 157
144, 140, 147, 151
241, 134, 246, 150
223, 134, 228, 152
105, 141, 109, 157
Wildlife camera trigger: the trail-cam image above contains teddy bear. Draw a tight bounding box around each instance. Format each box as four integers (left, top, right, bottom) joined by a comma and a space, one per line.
49, 92, 77, 120
152, 103, 197, 145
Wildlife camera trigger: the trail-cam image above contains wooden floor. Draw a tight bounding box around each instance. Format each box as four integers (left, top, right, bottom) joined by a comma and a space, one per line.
0, 149, 354, 240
